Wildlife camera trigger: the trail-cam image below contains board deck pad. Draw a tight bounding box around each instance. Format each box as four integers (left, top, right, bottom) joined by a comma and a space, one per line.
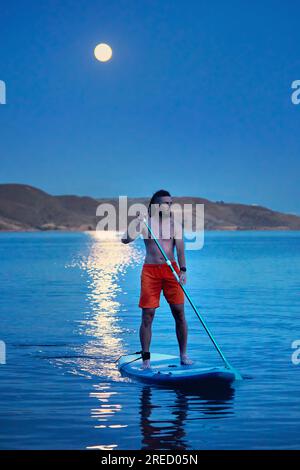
118, 353, 237, 386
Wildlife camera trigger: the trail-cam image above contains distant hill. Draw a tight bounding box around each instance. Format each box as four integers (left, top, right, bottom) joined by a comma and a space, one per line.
0, 184, 97, 231
0, 183, 300, 231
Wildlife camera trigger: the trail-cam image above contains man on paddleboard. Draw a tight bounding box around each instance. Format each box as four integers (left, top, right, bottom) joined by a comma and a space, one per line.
122, 189, 193, 369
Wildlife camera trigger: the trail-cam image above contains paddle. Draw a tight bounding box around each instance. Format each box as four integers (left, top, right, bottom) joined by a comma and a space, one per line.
143, 217, 243, 380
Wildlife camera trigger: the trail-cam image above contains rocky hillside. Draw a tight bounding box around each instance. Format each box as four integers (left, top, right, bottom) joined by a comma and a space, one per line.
0, 183, 300, 231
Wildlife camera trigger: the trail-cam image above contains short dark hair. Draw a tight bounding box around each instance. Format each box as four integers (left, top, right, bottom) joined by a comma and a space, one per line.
148, 189, 171, 214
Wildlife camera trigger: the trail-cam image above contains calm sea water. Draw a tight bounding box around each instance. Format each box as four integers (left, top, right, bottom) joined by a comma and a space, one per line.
0, 231, 299, 450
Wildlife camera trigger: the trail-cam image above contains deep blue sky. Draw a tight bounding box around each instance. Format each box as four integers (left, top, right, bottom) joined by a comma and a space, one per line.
1, 0, 300, 213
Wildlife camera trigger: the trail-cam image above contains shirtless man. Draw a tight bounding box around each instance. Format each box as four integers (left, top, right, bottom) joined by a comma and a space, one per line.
121, 189, 193, 369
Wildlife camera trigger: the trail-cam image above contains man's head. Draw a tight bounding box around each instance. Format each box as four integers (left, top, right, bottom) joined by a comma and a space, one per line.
148, 189, 172, 217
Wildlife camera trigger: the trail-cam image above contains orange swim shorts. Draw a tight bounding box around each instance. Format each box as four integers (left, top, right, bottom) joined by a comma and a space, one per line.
139, 261, 184, 309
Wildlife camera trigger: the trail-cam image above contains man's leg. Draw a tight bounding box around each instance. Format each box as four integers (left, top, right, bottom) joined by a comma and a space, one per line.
170, 303, 193, 365
139, 308, 155, 369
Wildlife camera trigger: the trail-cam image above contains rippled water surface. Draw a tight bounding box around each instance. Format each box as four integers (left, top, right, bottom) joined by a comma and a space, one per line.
0, 231, 300, 449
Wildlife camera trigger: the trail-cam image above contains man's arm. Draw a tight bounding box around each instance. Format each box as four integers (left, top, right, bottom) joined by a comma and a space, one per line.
175, 237, 186, 269
121, 215, 146, 244
174, 222, 187, 284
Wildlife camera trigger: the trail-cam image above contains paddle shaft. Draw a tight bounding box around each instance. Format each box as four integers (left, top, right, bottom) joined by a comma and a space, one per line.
143, 218, 232, 370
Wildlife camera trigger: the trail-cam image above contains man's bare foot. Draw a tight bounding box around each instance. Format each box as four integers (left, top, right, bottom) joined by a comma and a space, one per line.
180, 354, 193, 365
141, 359, 151, 369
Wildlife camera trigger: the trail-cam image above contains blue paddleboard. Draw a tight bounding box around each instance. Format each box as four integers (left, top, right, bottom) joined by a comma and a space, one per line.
118, 353, 237, 386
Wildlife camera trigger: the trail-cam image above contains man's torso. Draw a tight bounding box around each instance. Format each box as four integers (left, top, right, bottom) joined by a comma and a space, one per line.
142, 216, 176, 264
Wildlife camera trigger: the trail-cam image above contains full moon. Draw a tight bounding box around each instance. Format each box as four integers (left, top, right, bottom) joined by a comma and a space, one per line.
94, 43, 112, 62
